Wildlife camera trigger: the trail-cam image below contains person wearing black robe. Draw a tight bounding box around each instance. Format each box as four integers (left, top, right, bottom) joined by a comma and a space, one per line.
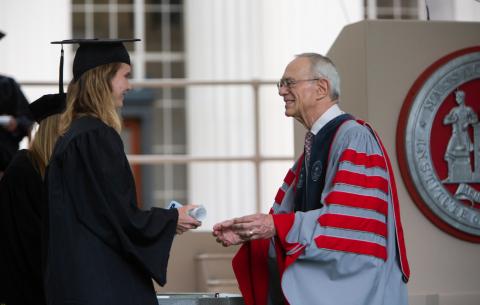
0, 150, 44, 305
44, 39, 200, 305
0, 32, 34, 175
0, 93, 66, 305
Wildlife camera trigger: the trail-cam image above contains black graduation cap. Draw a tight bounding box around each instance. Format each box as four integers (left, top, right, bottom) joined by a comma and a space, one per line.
28, 93, 67, 123
0, 31, 5, 40
51, 38, 140, 94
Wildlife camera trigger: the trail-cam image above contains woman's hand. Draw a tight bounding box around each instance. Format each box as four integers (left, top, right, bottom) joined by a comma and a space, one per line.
176, 205, 202, 235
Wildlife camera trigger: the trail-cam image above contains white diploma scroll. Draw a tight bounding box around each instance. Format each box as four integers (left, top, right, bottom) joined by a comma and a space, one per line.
167, 200, 207, 221
0, 115, 12, 126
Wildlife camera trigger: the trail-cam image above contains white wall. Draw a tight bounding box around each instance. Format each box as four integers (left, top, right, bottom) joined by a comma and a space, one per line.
0, 0, 71, 102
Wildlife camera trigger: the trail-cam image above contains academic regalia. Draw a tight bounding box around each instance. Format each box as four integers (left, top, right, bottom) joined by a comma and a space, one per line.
0, 76, 33, 171
44, 116, 178, 305
0, 150, 45, 305
293, 114, 353, 212
233, 116, 410, 305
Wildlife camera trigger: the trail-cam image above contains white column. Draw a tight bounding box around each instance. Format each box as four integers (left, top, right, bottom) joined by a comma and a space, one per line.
185, 0, 363, 228
185, 0, 256, 229
258, 0, 363, 211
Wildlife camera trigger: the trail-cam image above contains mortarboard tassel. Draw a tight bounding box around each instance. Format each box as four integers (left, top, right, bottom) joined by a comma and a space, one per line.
59, 44, 64, 94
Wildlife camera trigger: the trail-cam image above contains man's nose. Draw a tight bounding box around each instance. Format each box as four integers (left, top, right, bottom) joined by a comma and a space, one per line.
278, 86, 289, 96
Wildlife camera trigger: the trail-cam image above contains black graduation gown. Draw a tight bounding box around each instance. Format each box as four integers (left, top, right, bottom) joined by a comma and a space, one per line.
44, 116, 178, 305
0, 150, 45, 305
0, 76, 33, 171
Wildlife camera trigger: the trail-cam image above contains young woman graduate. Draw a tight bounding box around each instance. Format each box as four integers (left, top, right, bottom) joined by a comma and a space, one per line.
44, 39, 201, 305
0, 93, 66, 305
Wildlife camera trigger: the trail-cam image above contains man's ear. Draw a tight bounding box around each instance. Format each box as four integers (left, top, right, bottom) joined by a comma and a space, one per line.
316, 78, 329, 99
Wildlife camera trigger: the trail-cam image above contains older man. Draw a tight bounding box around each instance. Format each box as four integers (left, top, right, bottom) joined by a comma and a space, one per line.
213, 53, 410, 305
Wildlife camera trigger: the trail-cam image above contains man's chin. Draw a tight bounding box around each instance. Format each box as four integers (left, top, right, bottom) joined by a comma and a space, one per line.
284, 109, 295, 117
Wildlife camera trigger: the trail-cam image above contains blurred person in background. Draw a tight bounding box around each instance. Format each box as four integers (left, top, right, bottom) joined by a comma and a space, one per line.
0, 31, 34, 179
0, 93, 66, 305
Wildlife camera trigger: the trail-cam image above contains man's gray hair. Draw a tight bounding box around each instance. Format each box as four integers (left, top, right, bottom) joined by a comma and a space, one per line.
296, 53, 340, 101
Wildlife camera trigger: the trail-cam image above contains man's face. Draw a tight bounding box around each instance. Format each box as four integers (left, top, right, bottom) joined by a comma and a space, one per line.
278, 57, 319, 122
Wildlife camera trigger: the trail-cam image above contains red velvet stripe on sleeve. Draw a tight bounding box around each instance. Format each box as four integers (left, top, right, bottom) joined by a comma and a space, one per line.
284, 170, 295, 185
339, 149, 387, 169
315, 235, 387, 261
324, 191, 388, 216
274, 189, 286, 205
318, 214, 387, 237
274, 168, 297, 205
333, 170, 389, 194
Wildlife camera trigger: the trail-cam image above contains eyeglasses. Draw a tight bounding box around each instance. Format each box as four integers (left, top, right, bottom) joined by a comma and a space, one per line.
276, 78, 320, 89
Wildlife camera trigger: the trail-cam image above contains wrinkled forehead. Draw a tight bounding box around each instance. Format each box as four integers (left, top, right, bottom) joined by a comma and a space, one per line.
282, 57, 312, 79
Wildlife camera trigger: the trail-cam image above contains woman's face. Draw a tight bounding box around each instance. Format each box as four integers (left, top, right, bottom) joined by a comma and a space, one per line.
111, 63, 132, 108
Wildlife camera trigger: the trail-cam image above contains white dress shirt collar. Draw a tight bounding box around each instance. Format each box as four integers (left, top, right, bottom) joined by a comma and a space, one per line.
310, 104, 345, 135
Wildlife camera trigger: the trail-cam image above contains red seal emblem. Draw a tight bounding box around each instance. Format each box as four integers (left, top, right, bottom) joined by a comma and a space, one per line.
397, 46, 480, 242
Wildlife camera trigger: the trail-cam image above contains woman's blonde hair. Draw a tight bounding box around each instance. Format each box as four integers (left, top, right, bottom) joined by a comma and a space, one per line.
29, 114, 62, 177
60, 62, 122, 135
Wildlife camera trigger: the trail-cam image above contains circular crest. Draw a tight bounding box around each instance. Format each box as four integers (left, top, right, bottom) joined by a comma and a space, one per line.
397, 46, 480, 242
311, 160, 323, 182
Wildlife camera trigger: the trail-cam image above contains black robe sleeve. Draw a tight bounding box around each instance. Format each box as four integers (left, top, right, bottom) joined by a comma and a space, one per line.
45, 118, 178, 305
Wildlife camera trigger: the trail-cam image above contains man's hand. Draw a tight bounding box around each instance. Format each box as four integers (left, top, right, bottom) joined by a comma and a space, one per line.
176, 205, 202, 235
213, 219, 243, 247
212, 213, 276, 246
231, 213, 276, 240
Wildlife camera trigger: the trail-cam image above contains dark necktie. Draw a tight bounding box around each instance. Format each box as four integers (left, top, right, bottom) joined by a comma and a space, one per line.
304, 131, 314, 166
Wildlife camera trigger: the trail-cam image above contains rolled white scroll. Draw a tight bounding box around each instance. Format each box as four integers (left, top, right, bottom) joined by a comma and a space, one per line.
167, 200, 207, 221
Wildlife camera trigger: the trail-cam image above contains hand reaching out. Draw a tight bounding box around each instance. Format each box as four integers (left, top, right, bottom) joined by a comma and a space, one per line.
231, 213, 276, 240
212, 213, 276, 246
213, 219, 244, 247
